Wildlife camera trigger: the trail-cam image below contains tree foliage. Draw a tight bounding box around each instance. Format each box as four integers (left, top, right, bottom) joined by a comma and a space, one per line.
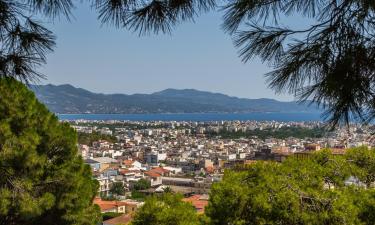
206, 126, 327, 140
131, 193, 200, 225
77, 131, 117, 146
205, 147, 375, 225
109, 182, 125, 196
0, 78, 101, 225
133, 178, 151, 190
0, 0, 57, 83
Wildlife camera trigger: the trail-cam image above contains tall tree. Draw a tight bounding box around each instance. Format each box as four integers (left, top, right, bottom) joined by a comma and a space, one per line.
0, 77, 101, 225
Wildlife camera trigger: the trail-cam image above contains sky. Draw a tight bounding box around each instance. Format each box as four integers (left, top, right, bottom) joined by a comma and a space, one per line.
39, 2, 294, 101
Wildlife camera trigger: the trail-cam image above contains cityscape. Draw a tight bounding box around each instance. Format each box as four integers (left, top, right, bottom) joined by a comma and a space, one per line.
67, 119, 375, 224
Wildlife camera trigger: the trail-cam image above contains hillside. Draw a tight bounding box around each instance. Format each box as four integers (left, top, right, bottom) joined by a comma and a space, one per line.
31, 84, 321, 114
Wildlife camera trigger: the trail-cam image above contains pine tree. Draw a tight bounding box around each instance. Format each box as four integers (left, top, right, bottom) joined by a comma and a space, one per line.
0, 78, 101, 225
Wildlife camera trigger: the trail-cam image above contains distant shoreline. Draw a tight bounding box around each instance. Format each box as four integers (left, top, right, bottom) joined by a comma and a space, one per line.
57, 112, 323, 122
56, 111, 316, 115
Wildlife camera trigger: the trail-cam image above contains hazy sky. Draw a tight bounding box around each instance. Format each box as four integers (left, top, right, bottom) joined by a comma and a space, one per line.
39, 2, 295, 101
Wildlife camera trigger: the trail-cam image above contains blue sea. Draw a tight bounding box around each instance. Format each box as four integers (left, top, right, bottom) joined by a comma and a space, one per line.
57, 112, 323, 122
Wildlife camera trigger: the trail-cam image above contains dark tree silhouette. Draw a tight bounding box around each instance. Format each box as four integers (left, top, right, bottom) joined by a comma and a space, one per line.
2, 0, 375, 125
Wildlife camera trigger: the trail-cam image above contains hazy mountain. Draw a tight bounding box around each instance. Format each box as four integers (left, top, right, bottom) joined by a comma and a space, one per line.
31, 84, 321, 114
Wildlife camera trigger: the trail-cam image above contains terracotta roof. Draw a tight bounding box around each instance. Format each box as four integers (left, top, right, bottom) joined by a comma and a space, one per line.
205, 166, 215, 173
103, 214, 132, 225
150, 167, 170, 174
182, 195, 209, 214
144, 171, 161, 178
119, 169, 131, 175
97, 204, 118, 211
93, 198, 128, 212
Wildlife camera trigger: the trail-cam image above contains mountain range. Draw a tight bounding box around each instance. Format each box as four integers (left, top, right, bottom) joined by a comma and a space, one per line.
31, 84, 321, 114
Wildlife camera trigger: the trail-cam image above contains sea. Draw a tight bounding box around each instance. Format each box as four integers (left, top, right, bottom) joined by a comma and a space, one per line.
57, 112, 323, 122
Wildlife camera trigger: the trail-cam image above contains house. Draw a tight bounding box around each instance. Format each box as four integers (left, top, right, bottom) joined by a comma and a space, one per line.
144, 171, 162, 187
149, 167, 170, 176
95, 174, 112, 195
143, 167, 171, 187
94, 198, 127, 213
94, 198, 141, 214
91, 157, 118, 172
122, 159, 143, 170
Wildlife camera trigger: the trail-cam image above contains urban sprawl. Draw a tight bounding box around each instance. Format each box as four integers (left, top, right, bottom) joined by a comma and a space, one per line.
69, 119, 375, 224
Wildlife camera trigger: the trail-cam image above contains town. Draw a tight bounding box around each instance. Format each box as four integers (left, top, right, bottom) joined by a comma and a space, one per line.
68, 119, 375, 225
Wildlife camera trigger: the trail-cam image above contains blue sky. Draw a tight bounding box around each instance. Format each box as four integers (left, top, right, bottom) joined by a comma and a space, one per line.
39, 2, 294, 101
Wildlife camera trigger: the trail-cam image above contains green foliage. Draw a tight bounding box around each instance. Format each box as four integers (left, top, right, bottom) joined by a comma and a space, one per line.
131, 193, 200, 225
102, 212, 123, 221
162, 186, 173, 193
345, 147, 375, 187
110, 182, 125, 196
0, 78, 101, 225
0, 0, 56, 83
130, 178, 152, 201
133, 178, 151, 191
206, 147, 375, 225
207, 126, 327, 140
77, 131, 117, 145
130, 191, 146, 201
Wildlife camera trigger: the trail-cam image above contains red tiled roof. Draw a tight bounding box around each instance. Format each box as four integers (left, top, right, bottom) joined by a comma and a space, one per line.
205, 166, 215, 173
182, 195, 209, 214
119, 169, 132, 175
144, 171, 161, 178
150, 167, 170, 174
93, 198, 128, 212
